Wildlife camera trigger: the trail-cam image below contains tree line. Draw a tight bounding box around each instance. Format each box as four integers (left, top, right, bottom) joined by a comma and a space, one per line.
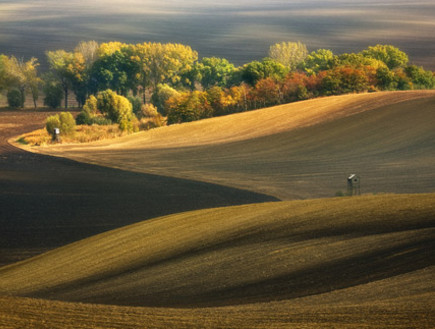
1, 41, 434, 127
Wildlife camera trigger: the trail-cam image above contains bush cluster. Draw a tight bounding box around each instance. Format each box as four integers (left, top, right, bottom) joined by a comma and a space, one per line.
77, 90, 135, 132
7, 89, 24, 109
45, 112, 76, 136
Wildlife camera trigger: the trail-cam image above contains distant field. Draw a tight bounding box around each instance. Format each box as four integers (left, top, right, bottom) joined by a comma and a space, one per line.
28, 90, 435, 200
0, 194, 434, 328
1, 0, 435, 69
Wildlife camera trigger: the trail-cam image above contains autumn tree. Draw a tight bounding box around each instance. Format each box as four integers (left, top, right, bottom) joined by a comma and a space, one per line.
75, 41, 99, 68
227, 83, 250, 112
150, 83, 180, 115
133, 42, 198, 102
282, 72, 309, 103
251, 78, 282, 108
167, 91, 212, 124
268, 41, 308, 71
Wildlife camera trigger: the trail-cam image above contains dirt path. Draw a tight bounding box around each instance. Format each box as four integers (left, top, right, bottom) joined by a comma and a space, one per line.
0, 110, 277, 266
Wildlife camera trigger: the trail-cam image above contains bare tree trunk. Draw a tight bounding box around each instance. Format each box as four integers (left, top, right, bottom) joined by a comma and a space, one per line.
64, 86, 68, 109
142, 85, 147, 104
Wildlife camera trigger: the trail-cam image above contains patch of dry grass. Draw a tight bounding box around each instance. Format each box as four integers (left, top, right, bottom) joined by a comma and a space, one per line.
16, 125, 128, 146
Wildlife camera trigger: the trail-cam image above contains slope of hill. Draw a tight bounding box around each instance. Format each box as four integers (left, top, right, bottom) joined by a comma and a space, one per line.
0, 194, 433, 306
0, 194, 434, 328
24, 90, 435, 199
0, 110, 276, 266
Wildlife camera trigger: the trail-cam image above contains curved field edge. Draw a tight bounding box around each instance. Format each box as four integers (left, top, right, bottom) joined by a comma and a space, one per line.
0, 194, 434, 309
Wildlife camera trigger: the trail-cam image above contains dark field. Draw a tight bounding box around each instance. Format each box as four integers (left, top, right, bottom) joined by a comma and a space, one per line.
0, 110, 276, 266
1, 0, 434, 69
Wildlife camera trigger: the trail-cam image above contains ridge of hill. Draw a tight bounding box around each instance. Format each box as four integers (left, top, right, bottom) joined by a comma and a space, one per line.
19, 90, 435, 200
0, 194, 434, 310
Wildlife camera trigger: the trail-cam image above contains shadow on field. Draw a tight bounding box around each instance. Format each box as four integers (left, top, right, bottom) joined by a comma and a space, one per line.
0, 111, 278, 266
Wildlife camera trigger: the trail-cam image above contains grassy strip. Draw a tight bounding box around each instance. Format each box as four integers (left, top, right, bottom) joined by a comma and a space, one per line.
16, 125, 127, 146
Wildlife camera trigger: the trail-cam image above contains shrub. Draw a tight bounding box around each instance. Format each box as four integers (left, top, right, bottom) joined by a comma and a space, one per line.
46, 114, 61, 135
139, 114, 166, 130
96, 89, 135, 131
7, 89, 24, 109
141, 103, 158, 118
76, 95, 101, 125
46, 112, 76, 136
59, 112, 76, 135
166, 91, 212, 124
127, 95, 142, 117
151, 84, 180, 116
78, 90, 135, 131
43, 82, 63, 109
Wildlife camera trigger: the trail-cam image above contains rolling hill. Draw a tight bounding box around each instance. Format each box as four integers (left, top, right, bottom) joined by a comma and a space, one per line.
25, 90, 435, 200
0, 194, 434, 328
3, 90, 435, 328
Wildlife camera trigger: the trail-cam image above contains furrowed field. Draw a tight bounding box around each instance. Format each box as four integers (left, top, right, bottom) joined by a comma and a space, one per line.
1, 90, 434, 328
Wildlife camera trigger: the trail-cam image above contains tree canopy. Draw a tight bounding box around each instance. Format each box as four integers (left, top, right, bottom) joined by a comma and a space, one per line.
268, 41, 308, 71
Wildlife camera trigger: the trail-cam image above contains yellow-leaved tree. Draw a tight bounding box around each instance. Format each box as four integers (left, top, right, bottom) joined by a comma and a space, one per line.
133, 42, 197, 103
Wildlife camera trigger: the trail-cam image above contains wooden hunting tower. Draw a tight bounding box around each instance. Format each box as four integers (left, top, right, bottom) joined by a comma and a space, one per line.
347, 174, 361, 196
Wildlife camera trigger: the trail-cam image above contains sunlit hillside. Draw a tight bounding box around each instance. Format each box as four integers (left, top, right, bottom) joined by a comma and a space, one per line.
26, 90, 435, 199
0, 194, 434, 328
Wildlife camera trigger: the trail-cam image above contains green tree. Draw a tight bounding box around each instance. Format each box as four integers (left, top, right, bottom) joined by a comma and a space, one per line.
1, 56, 41, 109
268, 41, 308, 71
22, 58, 42, 109
0, 54, 8, 91
405, 65, 434, 89
192, 57, 235, 89
43, 77, 64, 109
361, 44, 408, 70
46, 50, 75, 109
375, 66, 397, 90
300, 49, 338, 75
90, 48, 138, 96
241, 58, 288, 86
